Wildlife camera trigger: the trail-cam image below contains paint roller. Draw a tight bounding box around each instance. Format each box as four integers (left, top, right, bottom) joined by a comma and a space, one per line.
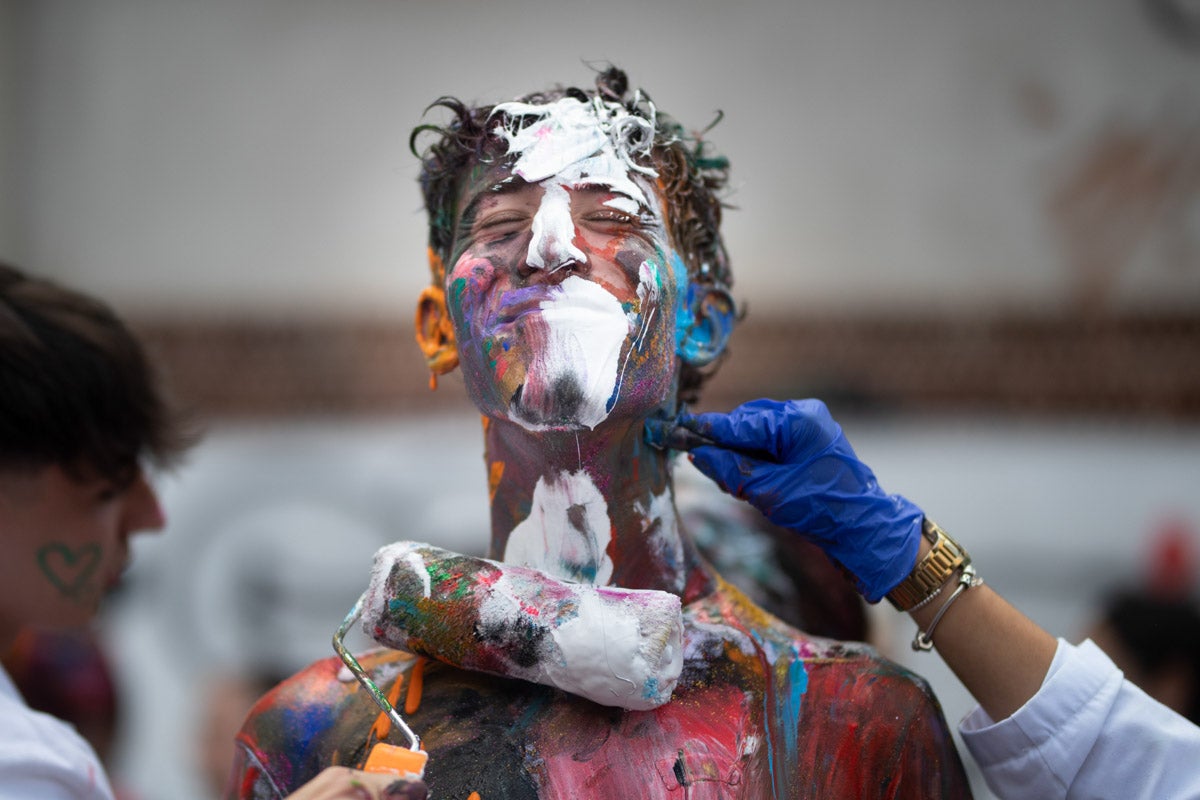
333, 542, 683, 778
333, 594, 429, 780
345, 541, 684, 713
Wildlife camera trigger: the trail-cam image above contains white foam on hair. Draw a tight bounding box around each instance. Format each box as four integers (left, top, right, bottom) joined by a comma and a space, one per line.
490, 96, 657, 190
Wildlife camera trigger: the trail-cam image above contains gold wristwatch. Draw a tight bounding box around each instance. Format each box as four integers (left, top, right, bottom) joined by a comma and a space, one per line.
886, 518, 971, 611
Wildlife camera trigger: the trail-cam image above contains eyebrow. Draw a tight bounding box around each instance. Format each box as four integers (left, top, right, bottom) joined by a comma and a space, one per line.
457, 177, 533, 234
572, 184, 654, 215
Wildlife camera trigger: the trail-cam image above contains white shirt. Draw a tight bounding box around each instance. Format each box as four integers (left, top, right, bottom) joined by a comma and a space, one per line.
960, 638, 1200, 800
0, 663, 115, 800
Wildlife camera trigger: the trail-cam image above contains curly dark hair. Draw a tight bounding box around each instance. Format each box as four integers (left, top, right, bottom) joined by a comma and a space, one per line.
410, 66, 734, 403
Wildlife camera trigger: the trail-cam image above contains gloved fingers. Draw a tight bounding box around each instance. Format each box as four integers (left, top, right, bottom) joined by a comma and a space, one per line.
688, 446, 830, 522
687, 445, 763, 498
688, 443, 845, 527
680, 398, 849, 464
678, 399, 790, 458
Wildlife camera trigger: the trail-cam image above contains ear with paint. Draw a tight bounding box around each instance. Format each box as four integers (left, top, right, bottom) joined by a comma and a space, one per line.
676, 282, 735, 367
415, 285, 459, 390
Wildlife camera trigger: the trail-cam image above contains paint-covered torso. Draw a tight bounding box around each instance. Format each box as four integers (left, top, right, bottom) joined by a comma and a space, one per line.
228, 581, 971, 800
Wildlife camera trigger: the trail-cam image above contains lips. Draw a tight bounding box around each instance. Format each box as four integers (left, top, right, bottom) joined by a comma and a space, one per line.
104, 551, 132, 592
495, 286, 557, 324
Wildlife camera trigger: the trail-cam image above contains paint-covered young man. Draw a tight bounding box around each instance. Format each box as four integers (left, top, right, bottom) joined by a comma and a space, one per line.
0, 264, 427, 800
229, 68, 972, 799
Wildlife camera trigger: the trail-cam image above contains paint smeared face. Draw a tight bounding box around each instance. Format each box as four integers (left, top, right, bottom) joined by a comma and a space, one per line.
444, 97, 687, 431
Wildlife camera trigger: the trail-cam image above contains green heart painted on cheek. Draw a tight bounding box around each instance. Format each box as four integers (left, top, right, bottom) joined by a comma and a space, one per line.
36, 543, 102, 599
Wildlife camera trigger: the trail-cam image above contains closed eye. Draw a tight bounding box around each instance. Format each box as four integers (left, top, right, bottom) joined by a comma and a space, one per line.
585, 209, 637, 223
472, 212, 529, 243
579, 208, 655, 237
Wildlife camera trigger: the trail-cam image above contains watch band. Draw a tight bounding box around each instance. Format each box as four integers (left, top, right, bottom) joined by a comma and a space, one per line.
886, 518, 971, 611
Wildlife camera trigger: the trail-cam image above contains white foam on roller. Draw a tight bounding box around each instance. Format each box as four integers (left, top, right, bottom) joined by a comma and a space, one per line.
362, 541, 683, 710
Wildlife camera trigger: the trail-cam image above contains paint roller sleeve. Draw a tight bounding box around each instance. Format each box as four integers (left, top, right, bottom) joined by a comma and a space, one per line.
361, 542, 684, 711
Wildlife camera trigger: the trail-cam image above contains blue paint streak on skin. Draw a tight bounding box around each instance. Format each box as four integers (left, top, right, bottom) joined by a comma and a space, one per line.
746, 633, 809, 798
781, 644, 808, 767
279, 702, 343, 764
676, 283, 705, 363
673, 250, 734, 367
672, 254, 696, 357
749, 630, 779, 798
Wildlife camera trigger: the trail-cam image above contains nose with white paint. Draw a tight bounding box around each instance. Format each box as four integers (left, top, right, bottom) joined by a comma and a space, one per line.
526, 183, 587, 273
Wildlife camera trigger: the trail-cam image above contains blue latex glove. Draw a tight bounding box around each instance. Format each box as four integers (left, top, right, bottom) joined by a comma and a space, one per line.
679, 398, 923, 603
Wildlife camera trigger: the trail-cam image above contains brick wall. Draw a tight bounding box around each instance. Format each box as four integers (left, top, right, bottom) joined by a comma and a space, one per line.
132, 312, 1200, 421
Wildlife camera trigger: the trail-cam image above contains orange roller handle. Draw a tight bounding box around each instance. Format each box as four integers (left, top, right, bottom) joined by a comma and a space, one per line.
363, 742, 429, 779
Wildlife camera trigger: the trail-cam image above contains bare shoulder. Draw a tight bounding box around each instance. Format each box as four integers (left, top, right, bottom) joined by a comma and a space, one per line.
228, 649, 418, 799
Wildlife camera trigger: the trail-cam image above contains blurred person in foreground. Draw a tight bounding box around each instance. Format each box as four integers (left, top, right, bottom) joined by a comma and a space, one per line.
229, 67, 970, 799
0, 263, 422, 800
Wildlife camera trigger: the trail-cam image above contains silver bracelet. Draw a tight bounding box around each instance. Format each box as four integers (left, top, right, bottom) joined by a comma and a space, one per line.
907, 574, 955, 612
912, 564, 983, 652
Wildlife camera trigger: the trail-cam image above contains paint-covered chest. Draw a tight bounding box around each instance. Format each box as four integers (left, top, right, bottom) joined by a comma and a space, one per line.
375, 662, 777, 800
233, 647, 972, 800
235, 650, 787, 800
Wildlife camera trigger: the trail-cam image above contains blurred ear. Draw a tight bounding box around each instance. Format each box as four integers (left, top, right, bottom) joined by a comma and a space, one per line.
415, 285, 459, 387
676, 283, 735, 367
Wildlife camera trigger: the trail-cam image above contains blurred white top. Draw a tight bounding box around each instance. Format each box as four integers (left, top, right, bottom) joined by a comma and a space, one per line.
0, 663, 115, 800
960, 638, 1200, 799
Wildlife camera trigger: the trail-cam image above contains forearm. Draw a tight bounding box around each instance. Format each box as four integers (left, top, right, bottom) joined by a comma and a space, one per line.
906, 535, 1057, 722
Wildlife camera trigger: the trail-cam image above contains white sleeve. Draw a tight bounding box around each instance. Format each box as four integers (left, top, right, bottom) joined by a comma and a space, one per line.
958, 637, 1200, 800
0, 700, 116, 800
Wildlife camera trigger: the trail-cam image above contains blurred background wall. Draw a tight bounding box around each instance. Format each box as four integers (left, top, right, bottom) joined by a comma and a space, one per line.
1, 1, 1198, 798
5, 0, 1200, 418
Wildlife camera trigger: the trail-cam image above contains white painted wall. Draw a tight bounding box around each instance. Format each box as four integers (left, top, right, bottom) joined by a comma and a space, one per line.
3, 0, 1198, 317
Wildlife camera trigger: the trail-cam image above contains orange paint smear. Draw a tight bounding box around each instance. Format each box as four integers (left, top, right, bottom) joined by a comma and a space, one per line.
427, 247, 445, 284
488, 461, 505, 504
405, 656, 427, 715
369, 671, 405, 741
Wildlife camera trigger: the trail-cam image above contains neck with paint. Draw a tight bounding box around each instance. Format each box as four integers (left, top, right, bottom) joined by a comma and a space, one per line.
482, 416, 716, 603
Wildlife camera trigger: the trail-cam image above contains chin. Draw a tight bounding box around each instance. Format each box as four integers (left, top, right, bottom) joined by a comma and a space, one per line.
507, 391, 672, 437
507, 372, 608, 432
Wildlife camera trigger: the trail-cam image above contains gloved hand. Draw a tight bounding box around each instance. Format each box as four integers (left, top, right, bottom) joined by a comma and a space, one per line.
679, 398, 923, 603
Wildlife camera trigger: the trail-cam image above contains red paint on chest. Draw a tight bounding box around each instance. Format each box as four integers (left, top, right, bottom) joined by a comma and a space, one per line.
534, 684, 767, 799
